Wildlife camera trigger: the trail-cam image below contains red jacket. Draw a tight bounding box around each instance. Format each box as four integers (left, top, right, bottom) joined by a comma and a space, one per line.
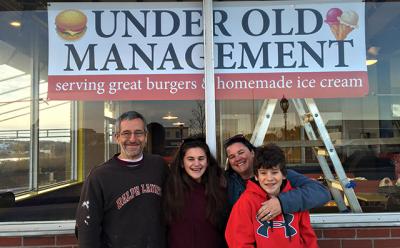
225, 179, 318, 248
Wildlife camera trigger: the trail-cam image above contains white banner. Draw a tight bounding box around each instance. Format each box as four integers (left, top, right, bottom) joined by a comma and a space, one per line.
48, 1, 367, 100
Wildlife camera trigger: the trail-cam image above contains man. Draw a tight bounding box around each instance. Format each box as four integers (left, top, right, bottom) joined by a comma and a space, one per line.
76, 111, 168, 248
224, 134, 331, 221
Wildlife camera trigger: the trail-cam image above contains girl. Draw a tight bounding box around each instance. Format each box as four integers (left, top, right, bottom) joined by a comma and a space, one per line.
163, 137, 227, 248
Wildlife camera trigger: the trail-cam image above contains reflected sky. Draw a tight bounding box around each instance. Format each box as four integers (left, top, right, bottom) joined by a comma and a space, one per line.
0, 63, 70, 130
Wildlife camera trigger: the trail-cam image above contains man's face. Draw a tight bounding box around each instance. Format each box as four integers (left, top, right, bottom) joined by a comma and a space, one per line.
255, 166, 285, 197
115, 118, 147, 160
226, 142, 254, 179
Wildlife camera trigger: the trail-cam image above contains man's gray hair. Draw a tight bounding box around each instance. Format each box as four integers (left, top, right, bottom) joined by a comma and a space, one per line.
115, 111, 147, 134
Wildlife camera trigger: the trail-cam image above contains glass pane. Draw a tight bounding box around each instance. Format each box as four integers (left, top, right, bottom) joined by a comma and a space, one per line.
216, 1, 400, 213
38, 54, 72, 187
0, 10, 76, 221
0, 27, 32, 193
38, 100, 72, 187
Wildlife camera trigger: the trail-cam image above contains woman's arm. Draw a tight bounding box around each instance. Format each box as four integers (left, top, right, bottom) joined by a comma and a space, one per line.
257, 169, 331, 221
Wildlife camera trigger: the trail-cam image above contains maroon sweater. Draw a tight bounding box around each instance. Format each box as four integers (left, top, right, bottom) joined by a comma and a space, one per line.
167, 182, 226, 248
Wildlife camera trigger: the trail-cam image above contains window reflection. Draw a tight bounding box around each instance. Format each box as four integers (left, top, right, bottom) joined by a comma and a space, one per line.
0, 64, 31, 193
82, 100, 204, 174
215, 1, 400, 213
38, 101, 72, 187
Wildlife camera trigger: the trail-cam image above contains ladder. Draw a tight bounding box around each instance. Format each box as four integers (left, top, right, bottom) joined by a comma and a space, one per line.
250, 98, 362, 213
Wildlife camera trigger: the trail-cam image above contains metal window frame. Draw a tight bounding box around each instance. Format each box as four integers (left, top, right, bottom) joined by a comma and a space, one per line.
29, 14, 40, 191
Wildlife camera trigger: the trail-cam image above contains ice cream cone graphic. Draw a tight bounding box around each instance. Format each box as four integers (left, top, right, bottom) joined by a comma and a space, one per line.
337, 24, 353, 40
337, 10, 359, 40
324, 8, 342, 40
325, 8, 358, 40
329, 23, 340, 40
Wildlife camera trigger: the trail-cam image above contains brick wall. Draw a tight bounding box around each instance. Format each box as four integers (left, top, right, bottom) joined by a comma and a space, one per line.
316, 227, 400, 248
0, 235, 77, 248
0, 227, 399, 247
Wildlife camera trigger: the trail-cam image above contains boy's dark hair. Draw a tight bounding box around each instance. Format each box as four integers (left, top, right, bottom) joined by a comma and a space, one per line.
254, 143, 287, 176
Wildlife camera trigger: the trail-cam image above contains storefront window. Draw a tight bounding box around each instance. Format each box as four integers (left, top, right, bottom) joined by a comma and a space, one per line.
0, 10, 77, 220
0, 0, 400, 223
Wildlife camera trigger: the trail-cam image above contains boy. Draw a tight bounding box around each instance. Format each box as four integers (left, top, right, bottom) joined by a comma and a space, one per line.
225, 144, 318, 248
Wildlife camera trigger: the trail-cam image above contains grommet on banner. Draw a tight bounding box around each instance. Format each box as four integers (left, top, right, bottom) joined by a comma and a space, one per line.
345, 180, 356, 189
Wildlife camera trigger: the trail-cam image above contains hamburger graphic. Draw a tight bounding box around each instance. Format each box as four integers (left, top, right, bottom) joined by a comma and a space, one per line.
55, 9, 87, 41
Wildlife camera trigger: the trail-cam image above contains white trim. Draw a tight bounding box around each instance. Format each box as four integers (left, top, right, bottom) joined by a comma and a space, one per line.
0, 220, 75, 237
0, 213, 399, 236
311, 213, 400, 228
203, 0, 217, 157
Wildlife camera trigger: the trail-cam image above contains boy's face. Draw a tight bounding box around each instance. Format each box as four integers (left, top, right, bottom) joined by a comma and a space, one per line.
255, 166, 286, 197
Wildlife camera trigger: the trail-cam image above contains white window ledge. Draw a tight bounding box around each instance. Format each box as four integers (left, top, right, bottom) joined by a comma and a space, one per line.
0, 213, 399, 236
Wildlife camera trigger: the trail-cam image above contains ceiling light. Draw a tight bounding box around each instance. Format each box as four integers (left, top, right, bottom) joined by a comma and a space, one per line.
162, 112, 178, 120
173, 122, 185, 126
366, 59, 378, 66
10, 21, 21, 27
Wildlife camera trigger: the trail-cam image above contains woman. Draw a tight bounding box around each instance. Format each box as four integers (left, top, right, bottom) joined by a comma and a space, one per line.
163, 137, 227, 248
224, 134, 256, 208
224, 134, 331, 220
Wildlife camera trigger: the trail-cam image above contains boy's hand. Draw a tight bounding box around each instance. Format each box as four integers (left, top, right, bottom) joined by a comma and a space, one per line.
256, 196, 282, 221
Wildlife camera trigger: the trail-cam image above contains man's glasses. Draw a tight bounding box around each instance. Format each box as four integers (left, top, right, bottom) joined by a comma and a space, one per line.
118, 130, 146, 139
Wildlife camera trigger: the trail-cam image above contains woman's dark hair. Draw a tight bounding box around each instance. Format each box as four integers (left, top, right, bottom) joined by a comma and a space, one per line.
223, 134, 255, 152
253, 143, 287, 176
163, 136, 227, 227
